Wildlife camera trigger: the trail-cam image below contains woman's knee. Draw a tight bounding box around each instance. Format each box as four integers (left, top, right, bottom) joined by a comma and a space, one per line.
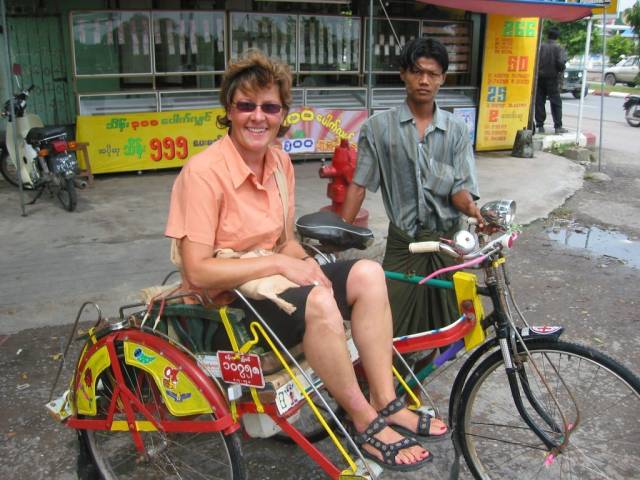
348, 260, 386, 290
305, 286, 344, 333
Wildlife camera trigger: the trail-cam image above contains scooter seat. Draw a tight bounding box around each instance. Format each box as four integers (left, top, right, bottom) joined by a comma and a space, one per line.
26, 126, 67, 144
295, 211, 374, 250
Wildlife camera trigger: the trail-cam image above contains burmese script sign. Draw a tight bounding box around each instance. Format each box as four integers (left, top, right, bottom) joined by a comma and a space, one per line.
476, 15, 539, 151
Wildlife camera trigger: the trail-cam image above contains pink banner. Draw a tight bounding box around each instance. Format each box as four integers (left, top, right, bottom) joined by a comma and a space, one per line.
282, 107, 368, 154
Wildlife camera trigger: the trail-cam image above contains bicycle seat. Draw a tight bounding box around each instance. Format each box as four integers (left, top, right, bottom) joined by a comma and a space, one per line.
296, 211, 374, 250
26, 126, 67, 143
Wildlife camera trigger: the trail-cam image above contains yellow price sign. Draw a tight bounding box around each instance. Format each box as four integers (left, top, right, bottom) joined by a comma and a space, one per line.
592, 0, 617, 16
76, 109, 227, 174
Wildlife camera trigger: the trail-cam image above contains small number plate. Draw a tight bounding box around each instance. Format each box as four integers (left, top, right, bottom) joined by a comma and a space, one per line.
217, 351, 265, 388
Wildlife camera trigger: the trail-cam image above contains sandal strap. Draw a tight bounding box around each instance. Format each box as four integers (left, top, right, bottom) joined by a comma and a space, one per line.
366, 435, 421, 466
352, 414, 387, 445
378, 398, 405, 418
417, 412, 432, 436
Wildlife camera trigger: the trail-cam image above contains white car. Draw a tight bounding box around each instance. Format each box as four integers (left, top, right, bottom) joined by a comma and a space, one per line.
604, 56, 639, 87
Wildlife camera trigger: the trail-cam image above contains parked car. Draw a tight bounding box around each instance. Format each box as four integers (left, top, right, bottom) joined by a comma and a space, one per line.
604, 55, 639, 87
569, 54, 609, 72
561, 64, 587, 98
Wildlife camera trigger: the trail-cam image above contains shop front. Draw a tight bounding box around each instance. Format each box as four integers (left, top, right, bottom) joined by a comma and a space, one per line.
1, 1, 600, 174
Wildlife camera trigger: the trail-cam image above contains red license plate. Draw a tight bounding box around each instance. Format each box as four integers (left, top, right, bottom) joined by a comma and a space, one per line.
217, 351, 265, 388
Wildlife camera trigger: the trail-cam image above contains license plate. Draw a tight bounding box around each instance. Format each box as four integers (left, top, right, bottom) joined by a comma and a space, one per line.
217, 351, 265, 388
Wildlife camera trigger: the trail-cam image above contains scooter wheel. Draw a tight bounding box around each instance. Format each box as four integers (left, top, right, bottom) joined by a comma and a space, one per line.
57, 176, 77, 211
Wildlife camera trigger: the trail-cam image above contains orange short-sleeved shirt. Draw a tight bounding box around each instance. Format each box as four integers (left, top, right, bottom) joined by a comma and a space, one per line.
165, 134, 295, 252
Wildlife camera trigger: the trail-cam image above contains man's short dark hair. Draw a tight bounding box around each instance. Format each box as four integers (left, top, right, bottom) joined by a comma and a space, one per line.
548, 27, 560, 40
399, 37, 449, 74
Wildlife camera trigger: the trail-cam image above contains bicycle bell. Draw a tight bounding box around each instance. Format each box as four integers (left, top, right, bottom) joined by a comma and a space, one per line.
452, 230, 478, 255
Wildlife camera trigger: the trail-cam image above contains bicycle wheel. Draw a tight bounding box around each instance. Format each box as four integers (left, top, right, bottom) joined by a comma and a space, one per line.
56, 176, 77, 211
82, 346, 247, 479
456, 339, 640, 479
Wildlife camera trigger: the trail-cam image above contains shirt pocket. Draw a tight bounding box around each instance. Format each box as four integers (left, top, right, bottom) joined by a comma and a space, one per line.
421, 158, 455, 197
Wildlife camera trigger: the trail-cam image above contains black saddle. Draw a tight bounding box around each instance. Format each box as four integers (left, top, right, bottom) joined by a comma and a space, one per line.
26, 126, 67, 144
295, 211, 374, 250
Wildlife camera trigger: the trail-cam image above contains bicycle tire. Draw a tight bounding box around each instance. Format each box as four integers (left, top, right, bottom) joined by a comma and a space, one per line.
56, 176, 77, 211
456, 339, 640, 479
81, 339, 247, 480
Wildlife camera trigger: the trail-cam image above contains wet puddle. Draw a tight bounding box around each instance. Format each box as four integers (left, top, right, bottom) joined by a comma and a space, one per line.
546, 222, 640, 268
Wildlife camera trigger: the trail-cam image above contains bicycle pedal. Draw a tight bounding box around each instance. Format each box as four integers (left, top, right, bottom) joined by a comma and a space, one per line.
45, 389, 71, 422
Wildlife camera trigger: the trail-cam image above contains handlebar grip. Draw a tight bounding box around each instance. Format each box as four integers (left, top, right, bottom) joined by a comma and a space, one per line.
27, 84, 35, 92
408, 241, 441, 254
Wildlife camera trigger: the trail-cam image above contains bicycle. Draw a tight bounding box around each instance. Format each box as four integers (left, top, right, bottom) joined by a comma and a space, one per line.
47, 199, 640, 479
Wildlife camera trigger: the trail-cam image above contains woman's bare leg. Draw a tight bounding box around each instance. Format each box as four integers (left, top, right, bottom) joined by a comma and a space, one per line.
346, 260, 447, 436
303, 281, 427, 466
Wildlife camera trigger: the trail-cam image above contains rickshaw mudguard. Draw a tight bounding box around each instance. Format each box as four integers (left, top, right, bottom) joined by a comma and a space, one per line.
70, 329, 239, 434
453, 271, 486, 350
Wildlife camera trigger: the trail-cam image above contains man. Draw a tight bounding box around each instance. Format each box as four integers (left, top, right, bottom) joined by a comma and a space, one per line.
535, 27, 568, 134
341, 37, 482, 337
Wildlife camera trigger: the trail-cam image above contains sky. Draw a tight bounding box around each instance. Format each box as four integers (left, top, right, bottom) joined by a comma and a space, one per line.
617, 0, 637, 14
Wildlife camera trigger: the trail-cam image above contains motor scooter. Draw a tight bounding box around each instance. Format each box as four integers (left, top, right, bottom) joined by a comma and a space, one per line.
0, 71, 79, 211
623, 94, 640, 128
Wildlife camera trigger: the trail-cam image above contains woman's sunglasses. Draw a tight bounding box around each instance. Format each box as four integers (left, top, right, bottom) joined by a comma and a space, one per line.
233, 101, 283, 115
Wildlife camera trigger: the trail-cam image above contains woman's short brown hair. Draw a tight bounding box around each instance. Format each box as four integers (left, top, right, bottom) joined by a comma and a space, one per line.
218, 49, 292, 137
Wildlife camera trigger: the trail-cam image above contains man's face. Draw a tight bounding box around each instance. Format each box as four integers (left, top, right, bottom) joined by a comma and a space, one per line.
400, 57, 446, 106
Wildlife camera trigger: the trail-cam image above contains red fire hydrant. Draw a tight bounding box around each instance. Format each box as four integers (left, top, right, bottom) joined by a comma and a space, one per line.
318, 138, 369, 227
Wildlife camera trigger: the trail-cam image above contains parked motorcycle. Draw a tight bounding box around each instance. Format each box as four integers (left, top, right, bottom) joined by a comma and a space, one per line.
0, 84, 79, 211
623, 94, 640, 128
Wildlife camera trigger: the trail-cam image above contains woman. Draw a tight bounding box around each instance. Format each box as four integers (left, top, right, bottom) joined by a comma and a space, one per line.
165, 50, 446, 471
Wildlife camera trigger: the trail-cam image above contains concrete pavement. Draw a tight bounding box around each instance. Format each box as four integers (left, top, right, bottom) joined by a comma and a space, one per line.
0, 149, 584, 334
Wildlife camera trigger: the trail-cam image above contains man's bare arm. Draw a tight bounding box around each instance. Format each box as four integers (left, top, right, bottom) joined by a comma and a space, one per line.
451, 190, 483, 226
341, 183, 366, 223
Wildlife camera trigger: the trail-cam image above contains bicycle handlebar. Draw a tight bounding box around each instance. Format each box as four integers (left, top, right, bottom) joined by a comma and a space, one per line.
409, 231, 518, 261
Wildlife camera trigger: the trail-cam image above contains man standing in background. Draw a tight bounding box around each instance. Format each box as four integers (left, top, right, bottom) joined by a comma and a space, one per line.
535, 26, 568, 134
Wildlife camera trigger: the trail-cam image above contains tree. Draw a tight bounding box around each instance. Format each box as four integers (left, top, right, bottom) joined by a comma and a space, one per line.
543, 20, 602, 60
607, 35, 635, 64
623, 2, 640, 55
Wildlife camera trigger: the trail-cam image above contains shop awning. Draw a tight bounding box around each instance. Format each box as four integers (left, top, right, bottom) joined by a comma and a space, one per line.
417, 0, 596, 22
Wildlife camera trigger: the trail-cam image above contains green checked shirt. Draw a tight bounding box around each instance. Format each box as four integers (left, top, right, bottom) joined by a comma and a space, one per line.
353, 101, 479, 236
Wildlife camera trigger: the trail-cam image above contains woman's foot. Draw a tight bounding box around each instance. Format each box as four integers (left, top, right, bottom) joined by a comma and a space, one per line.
376, 398, 448, 438
352, 414, 432, 471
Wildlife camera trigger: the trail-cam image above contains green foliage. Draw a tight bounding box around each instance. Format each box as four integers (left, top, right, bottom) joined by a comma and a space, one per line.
623, 3, 640, 55
607, 35, 635, 64
543, 20, 602, 59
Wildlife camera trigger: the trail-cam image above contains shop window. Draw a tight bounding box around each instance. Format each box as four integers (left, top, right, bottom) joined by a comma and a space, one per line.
153, 11, 225, 73
230, 12, 297, 67
363, 18, 420, 73
299, 15, 360, 73
72, 11, 152, 76
422, 20, 472, 74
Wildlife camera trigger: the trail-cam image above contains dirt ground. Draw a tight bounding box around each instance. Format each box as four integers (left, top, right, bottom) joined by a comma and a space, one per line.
1, 150, 639, 479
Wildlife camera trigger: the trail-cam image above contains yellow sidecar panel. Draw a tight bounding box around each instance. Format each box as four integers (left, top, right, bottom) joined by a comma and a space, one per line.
453, 271, 486, 351
124, 341, 212, 416
75, 345, 111, 416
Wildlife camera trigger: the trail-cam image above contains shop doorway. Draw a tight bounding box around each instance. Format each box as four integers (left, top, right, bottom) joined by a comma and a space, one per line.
6, 15, 75, 126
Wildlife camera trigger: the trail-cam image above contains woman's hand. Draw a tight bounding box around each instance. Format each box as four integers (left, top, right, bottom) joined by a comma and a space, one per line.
277, 254, 331, 288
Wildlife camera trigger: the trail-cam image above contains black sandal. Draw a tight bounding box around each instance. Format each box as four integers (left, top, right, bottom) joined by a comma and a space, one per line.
379, 398, 449, 441
350, 414, 432, 472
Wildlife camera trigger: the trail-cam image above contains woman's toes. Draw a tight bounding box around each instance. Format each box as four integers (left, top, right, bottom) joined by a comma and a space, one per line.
431, 417, 447, 434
